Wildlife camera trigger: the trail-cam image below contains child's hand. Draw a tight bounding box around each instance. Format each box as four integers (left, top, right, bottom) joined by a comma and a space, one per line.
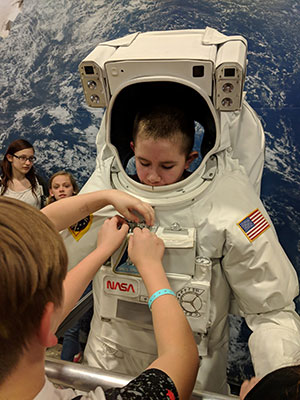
97, 216, 129, 256
107, 190, 155, 226
239, 377, 260, 399
128, 227, 164, 270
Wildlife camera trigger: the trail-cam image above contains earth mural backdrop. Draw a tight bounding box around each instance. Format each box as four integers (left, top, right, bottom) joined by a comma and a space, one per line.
1, 0, 300, 391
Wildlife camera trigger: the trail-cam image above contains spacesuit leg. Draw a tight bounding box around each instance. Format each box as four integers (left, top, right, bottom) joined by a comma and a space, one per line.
195, 340, 229, 395
194, 262, 231, 395
84, 317, 156, 376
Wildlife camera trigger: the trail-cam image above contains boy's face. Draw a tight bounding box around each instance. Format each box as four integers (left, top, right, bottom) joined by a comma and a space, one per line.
131, 135, 197, 186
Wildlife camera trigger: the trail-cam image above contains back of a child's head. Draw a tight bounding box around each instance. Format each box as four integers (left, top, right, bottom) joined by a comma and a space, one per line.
0, 197, 68, 384
245, 365, 300, 399
132, 104, 195, 156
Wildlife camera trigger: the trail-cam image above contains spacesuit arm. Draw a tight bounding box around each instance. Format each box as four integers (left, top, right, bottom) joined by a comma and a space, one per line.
41, 189, 154, 231
223, 212, 300, 378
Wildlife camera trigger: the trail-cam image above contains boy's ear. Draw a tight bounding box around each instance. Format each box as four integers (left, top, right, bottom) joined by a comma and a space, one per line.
185, 151, 198, 169
37, 302, 58, 348
49, 188, 53, 196
130, 141, 135, 152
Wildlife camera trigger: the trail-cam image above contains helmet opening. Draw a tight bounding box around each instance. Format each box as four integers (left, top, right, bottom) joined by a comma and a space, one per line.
110, 81, 216, 173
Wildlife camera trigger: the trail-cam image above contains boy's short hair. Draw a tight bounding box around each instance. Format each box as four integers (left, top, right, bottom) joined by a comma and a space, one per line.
0, 197, 68, 384
244, 365, 300, 400
132, 104, 195, 156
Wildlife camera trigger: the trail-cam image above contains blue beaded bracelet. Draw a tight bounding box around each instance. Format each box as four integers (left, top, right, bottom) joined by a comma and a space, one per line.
148, 289, 176, 310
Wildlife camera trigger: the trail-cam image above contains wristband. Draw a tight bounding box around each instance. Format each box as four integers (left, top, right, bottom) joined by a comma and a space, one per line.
148, 289, 176, 310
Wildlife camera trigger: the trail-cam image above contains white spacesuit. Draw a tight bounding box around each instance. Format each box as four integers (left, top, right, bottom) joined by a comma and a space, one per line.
67, 28, 300, 394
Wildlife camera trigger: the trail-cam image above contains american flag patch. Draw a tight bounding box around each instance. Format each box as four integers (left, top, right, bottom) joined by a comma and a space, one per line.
237, 209, 270, 242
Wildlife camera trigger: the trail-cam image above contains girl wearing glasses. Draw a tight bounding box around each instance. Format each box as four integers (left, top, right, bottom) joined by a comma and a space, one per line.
0, 138, 47, 208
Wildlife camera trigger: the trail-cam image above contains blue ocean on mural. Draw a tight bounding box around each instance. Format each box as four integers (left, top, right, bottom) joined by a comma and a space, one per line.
1, 0, 299, 389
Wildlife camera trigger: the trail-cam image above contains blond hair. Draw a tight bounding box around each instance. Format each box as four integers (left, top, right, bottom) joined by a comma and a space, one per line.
0, 197, 68, 383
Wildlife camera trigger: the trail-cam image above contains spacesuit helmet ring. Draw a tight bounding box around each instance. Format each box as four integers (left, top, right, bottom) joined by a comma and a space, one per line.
108, 80, 218, 183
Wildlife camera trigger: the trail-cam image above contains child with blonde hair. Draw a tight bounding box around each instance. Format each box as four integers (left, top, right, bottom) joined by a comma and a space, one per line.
47, 170, 79, 204
47, 171, 93, 363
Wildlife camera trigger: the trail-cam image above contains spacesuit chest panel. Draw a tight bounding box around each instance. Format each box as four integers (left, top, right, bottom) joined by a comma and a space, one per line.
98, 223, 213, 354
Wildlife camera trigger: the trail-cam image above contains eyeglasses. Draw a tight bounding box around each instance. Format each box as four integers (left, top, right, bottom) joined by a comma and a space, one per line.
13, 154, 36, 163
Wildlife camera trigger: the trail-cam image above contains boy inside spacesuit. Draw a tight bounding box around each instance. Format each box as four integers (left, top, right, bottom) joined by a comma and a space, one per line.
73, 28, 300, 396
83, 96, 300, 396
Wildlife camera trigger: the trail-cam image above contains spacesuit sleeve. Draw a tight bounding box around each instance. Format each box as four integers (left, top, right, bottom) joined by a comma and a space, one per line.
222, 202, 300, 377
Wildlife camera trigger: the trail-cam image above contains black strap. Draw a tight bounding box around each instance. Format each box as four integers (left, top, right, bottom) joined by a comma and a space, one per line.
36, 174, 48, 208
72, 396, 83, 400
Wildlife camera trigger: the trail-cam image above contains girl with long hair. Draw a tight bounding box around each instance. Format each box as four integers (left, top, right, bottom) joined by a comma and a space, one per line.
0, 138, 46, 208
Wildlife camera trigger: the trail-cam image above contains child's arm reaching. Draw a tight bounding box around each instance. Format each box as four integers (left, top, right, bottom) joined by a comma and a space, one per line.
41, 189, 154, 231
128, 228, 199, 400
58, 216, 129, 327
